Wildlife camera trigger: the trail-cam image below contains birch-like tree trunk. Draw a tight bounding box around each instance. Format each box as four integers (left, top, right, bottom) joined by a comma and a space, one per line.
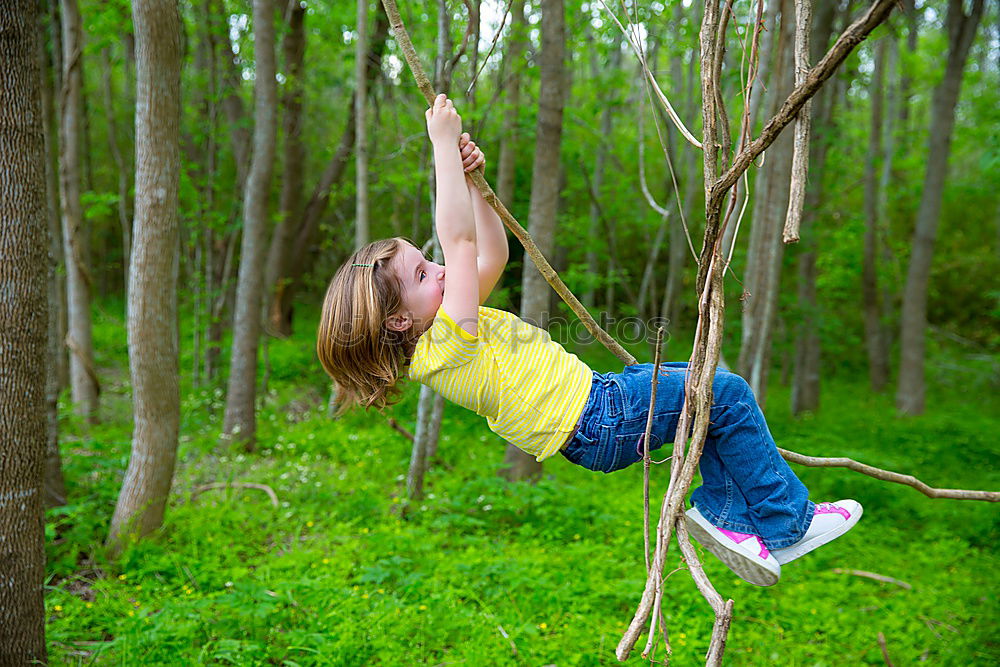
355, 0, 370, 250
60, 0, 100, 421
262, 0, 305, 334
862, 36, 890, 392
897, 0, 983, 415
506, 0, 566, 481
738, 0, 795, 408
223, 0, 277, 449
108, 0, 181, 551
0, 2, 49, 658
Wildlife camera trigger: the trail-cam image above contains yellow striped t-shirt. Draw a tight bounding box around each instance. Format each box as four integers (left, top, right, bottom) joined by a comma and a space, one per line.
408, 306, 593, 461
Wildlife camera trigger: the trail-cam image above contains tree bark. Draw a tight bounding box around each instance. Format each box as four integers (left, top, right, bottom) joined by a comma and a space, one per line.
0, 1, 49, 658
59, 0, 100, 421
38, 7, 69, 507
896, 0, 983, 415
738, 0, 796, 408
862, 36, 890, 392
108, 0, 181, 552
506, 0, 566, 481
223, 0, 278, 449
262, 0, 305, 334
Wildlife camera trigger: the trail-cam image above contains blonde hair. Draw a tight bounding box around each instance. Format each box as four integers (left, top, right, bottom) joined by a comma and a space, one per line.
317, 237, 415, 415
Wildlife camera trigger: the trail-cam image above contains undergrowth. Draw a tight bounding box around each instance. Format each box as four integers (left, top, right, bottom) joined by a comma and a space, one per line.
44, 303, 999, 665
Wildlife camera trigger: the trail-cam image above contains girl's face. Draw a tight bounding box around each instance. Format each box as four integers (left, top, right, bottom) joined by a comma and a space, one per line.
387, 242, 445, 336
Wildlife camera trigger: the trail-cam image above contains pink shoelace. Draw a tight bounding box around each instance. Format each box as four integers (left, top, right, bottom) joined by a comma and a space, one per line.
815, 502, 851, 520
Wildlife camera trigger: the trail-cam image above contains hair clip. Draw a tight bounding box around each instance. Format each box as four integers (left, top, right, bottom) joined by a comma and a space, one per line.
351, 263, 374, 268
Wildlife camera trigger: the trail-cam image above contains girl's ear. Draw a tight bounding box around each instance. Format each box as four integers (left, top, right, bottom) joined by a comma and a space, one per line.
385, 312, 412, 333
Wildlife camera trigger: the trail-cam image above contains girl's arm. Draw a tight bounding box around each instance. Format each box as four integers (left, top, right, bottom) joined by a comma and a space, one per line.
427, 95, 479, 335
459, 134, 508, 304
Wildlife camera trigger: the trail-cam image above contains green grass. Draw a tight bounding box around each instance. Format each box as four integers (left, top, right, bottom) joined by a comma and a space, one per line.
44, 304, 999, 665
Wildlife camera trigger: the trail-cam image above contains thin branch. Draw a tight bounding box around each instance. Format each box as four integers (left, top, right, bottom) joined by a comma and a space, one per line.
643, 329, 665, 574
191, 482, 280, 508
711, 0, 896, 205
446, 0, 476, 78
598, 0, 703, 149
466, 0, 514, 95
380, 0, 636, 365
832, 568, 913, 590
637, 60, 699, 264
777, 448, 1000, 502
783, 0, 813, 243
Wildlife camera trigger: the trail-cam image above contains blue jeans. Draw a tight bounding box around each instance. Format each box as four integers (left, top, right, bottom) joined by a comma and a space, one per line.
560, 363, 814, 549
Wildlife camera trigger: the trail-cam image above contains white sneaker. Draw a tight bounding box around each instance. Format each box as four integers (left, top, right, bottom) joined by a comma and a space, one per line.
684, 506, 781, 587
771, 499, 863, 565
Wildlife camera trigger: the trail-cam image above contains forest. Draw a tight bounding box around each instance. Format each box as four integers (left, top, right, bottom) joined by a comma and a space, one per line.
1, 0, 998, 664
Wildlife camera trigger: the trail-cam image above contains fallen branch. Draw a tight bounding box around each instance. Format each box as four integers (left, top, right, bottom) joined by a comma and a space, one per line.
877, 631, 894, 667
832, 568, 912, 590
777, 448, 1000, 502
191, 482, 279, 508
387, 417, 415, 441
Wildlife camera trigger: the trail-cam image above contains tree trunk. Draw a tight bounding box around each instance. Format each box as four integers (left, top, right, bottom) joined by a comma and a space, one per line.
355, 0, 370, 250
262, 0, 305, 334
42, 2, 70, 394
722, 0, 778, 259
737, 0, 796, 409
896, 0, 983, 415
862, 36, 890, 392
223, 0, 278, 449
506, 0, 566, 482
59, 0, 100, 421
108, 0, 181, 552
0, 2, 49, 658
101, 46, 133, 292
38, 10, 68, 508
268, 7, 389, 335
465, 0, 481, 105
791, 0, 839, 415
495, 0, 525, 209
583, 30, 621, 310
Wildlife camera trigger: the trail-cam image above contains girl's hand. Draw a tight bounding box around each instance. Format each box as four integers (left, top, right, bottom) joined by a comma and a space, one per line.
425, 94, 462, 146
459, 133, 485, 173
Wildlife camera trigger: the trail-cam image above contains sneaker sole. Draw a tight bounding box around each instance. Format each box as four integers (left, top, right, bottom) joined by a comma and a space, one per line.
684, 510, 779, 587
772, 503, 863, 565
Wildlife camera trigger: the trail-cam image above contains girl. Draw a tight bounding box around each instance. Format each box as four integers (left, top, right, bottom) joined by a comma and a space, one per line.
317, 95, 861, 587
